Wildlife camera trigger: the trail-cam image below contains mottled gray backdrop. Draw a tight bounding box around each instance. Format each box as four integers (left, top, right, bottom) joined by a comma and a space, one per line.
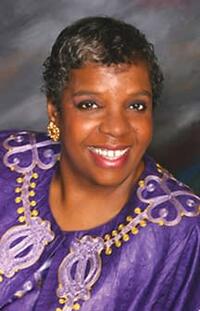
0, 0, 199, 192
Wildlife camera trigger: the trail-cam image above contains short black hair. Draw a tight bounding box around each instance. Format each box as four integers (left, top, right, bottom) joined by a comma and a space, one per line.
42, 16, 164, 110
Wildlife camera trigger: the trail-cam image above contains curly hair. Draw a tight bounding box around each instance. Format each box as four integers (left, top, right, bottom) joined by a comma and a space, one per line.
42, 16, 164, 110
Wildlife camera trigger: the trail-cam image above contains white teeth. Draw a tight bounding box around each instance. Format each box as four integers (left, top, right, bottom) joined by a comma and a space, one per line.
108, 150, 114, 157
89, 147, 128, 160
115, 150, 121, 157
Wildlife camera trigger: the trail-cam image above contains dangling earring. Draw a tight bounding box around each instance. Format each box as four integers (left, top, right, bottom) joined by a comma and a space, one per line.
47, 120, 60, 142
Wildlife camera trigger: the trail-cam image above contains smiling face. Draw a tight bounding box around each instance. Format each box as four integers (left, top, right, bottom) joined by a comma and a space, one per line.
48, 63, 153, 188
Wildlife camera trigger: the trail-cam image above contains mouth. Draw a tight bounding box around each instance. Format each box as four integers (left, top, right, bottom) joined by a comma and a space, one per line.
87, 146, 130, 169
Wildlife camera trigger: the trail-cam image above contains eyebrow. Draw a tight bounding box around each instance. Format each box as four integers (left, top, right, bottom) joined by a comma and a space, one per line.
129, 90, 152, 98
73, 90, 152, 98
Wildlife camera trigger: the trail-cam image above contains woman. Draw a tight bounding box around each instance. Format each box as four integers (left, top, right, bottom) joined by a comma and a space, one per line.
0, 16, 199, 311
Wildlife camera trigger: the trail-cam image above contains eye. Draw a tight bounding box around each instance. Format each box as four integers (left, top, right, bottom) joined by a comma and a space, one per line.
76, 100, 99, 110
129, 101, 146, 111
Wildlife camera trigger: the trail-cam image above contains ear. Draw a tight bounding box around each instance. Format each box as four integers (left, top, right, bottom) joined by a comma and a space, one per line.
47, 100, 59, 125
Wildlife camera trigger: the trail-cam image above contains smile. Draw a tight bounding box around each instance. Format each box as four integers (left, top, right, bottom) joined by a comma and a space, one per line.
88, 147, 129, 160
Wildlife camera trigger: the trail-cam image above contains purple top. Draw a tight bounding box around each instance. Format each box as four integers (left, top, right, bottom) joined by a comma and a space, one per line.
0, 130, 199, 311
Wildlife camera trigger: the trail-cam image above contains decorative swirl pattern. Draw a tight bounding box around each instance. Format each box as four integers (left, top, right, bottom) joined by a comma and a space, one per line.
57, 235, 104, 311
3, 131, 59, 173
0, 217, 55, 278
137, 172, 200, 226
0, 131, 57, 282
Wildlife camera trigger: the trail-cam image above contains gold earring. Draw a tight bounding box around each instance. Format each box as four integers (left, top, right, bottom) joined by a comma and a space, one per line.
47, 120, 60, 142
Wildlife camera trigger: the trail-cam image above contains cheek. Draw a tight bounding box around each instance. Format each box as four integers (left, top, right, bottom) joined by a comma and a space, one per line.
60, 113, 97, 146
144, 118, 153, 136
131, 116, 153, 141
143, 120, 153, 142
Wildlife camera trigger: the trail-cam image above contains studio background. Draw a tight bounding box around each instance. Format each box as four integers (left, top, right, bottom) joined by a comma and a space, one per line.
0, 0, 199, 193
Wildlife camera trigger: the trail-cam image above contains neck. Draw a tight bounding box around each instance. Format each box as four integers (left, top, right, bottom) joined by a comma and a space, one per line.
49, 159, 144, 231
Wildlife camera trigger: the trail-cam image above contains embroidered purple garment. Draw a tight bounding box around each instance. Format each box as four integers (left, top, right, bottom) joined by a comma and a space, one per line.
0, 130, 199, 311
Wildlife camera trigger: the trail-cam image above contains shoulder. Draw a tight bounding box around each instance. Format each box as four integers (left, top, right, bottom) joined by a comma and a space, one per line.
0, 130, 60, 171
136, 155, 200, 242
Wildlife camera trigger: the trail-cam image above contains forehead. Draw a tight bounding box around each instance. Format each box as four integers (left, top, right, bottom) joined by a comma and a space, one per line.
67, 62, 152, 94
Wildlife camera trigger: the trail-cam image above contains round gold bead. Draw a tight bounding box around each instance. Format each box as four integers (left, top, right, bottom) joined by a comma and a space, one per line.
30, 200, 37, 207
73, 303, 80, 310
17, 207, 24, 214
15, 197, 22, 204
10, 167, 15, 171
138, 180, 145, 187
15, 187, 21, 193
30, 182, 36, 188
32, 173, 39, 179
140, 220, 147, 227
31, 210, 39, 217
122, 234, 130, 242
118, 224, 124, 231
56, 308, 63, 311
18, 216, 26, 223
0, 275, 3, 283
59, 298, 66, 305
156, 163, 161, 168
14, 290, 24, 298
112, 230, 118, 237
134, 207, 141, 215
131, 227, 139, 235
29, 190, 35, 197
105, 247, 112, 255
16, 177, 24, 183
157, 168, 162, 173
115, 240, 122, 248
158, 220, 164, 226
126, 215, 133, 222
104, 234, 111, 241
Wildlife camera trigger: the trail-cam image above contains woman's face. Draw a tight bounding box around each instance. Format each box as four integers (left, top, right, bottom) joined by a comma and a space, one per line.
48, 63, 153, 187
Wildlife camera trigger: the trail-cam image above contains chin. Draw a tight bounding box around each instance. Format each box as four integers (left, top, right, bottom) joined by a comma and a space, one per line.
88, 167, 139, 188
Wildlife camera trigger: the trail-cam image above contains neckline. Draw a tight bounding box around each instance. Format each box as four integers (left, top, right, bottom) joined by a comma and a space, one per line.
43, 156, 150, 237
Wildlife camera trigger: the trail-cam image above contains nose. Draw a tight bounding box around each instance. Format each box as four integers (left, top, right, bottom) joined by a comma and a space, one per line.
99, 110, 131, 138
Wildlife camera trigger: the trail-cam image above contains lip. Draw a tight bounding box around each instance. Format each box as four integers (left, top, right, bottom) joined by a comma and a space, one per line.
88, 146, 130, 169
